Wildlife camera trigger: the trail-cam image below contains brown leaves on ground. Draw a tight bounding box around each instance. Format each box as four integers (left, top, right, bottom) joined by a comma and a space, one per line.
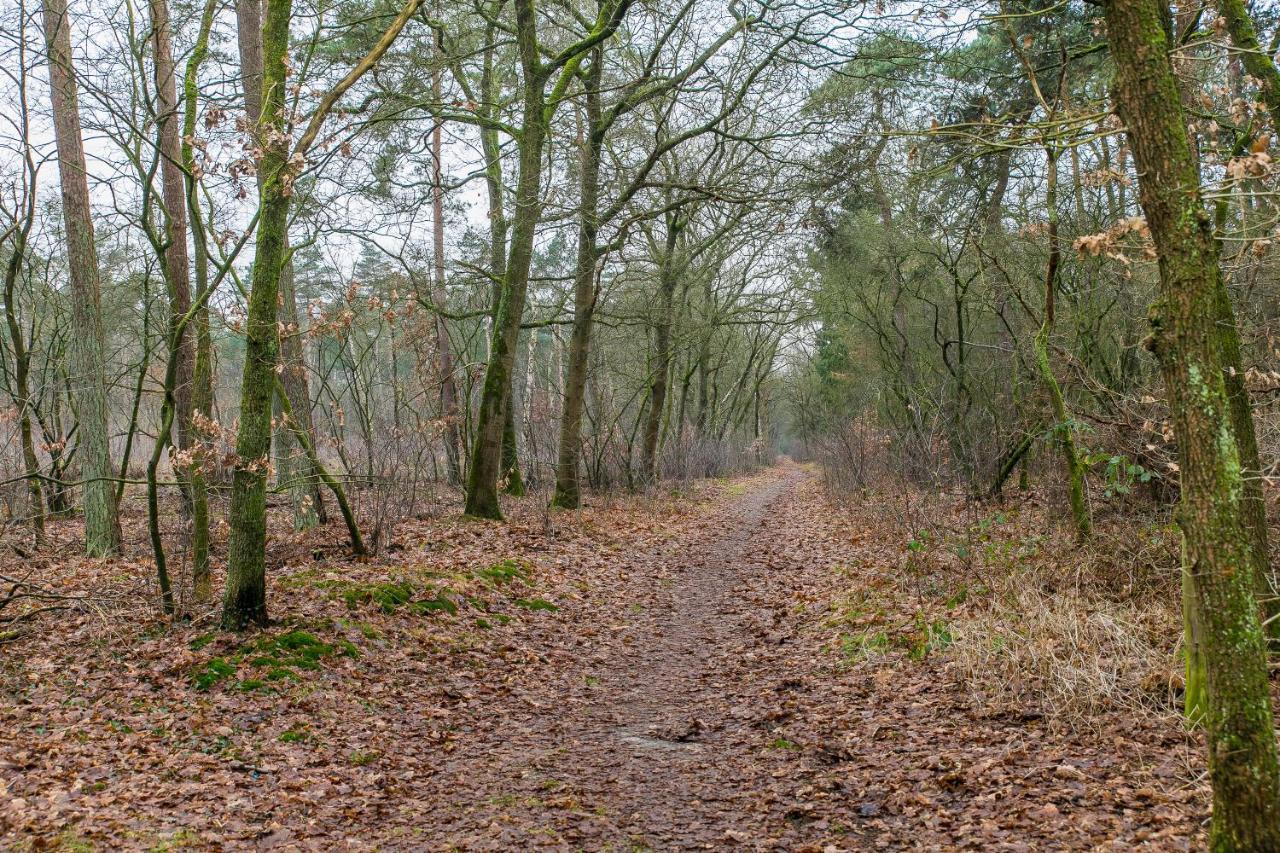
1, 464, 1206, 849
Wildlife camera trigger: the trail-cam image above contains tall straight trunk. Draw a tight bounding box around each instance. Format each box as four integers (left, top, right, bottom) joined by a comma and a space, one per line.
236, 0, 322, 530
431, 59, 462, 485
1105, 1, 1280, 847
40, 0, 119, 557
1216, 0, 1280, 639
469, 39, 523, 499
182, 0, 216, 597
149, 0, 209, 606
222, 0, 292, 629
640, 225, 681, 482
464, 0, 547, 518
149, 0, 194, 459
465, 85, 545, 518
551, 51, 603, 510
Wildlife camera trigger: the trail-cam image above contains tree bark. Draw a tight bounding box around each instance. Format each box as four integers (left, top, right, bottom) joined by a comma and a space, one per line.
551, 51, 603, 510
149, 0, 194, 462
1105, 0, 1280, 846
1036, 147, 1089, 539
465, 72, 544, 517
1214, 0, 1280, 641
430, 54, 462, 486
640, 221, 682, 482
222, 0, 292, 629
182, 0, 217, 597
236, 0, 323, 531
40, 0, 120, 557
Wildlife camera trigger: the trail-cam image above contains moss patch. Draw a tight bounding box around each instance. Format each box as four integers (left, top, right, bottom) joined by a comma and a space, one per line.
189, 629, 358, 692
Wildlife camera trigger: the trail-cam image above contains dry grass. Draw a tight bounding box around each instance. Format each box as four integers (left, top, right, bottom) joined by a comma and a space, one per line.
841, 478, 1188, 731
946, 580, 1182, 726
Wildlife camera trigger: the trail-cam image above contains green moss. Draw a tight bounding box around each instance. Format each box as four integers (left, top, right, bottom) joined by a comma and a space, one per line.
343, 581, 415, 612
476, 559, 530, 585
187, 633, 215, 651
348, 749, 379, 766
515, 598, 559, 612
189, 628, 358, 692
340, 580, 460, 617
191, 657, 235, 691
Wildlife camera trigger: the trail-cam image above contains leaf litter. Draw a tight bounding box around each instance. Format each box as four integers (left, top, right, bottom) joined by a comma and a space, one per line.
0, 463, 1208, 849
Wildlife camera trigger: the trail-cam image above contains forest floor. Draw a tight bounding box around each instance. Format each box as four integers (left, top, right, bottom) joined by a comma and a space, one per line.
2, 462, 1207, 850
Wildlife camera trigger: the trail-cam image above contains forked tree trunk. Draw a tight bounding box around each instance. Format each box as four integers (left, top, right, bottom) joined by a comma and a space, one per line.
465, 85, 545, 518
40, 0, 120, 557
1105, 0, 1280, 846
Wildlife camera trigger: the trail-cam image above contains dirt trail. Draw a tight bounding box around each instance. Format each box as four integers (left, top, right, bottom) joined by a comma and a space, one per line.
401, 463, 1201, 850
416, 466, 812, 849
2, 463, 1204, 850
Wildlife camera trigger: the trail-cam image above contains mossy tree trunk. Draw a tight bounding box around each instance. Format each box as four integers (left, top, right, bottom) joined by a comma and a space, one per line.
221, 0, 422, 627
640, 218, 683, 484
182, 0, 217, 598
41, 0, 120, 558
1214, 0, 1280, 642
1105, 0, 1280, 846
221, 0, 292, 630
551, 50, 603, 510
465, 0, 632, 519
236, 0, 324, 532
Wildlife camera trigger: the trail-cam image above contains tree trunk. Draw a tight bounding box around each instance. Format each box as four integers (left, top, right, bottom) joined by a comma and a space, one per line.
182, 0, 217, 598
1036, 147, 1090, 539
641, 224, 681, 483
465, 103, 544, 517
3, 181, 44, 548
430, 58, 462, 486
222, 0, 292, 630
149, 0, 194, 466
464, 0, 549, 519
1215, 0, 1280, 642
552, 52, 603, 510
1105, 0, 1280, 845
40, 0, 120, 557
236, 0, 323, 531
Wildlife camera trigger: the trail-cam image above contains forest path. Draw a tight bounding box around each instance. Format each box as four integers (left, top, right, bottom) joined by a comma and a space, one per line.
1, 461, 1204, 849
414, 463, 828, 849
